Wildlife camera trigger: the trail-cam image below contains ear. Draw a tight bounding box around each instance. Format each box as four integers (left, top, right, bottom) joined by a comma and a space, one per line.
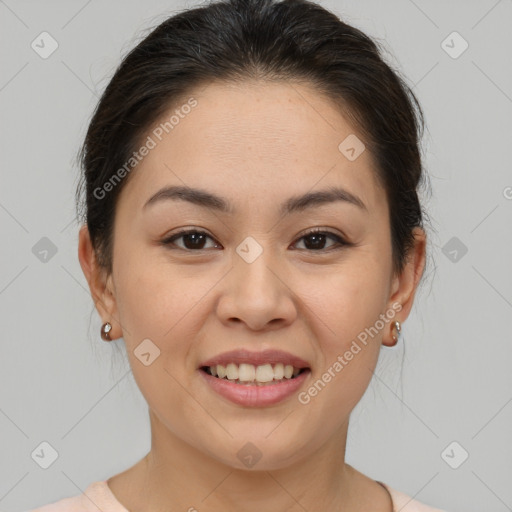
382, 227, 426, 346
78, 225, 120, 340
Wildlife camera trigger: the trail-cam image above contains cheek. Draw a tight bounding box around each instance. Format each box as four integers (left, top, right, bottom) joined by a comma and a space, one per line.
113, 243, 195, 333
111, 255, 206, 420
112, 250, 220, 375
301, 259, 388, 346
297, 259, 388, 402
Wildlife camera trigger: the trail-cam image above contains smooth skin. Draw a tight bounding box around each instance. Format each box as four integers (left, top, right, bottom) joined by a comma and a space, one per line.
79, 80, 426, 512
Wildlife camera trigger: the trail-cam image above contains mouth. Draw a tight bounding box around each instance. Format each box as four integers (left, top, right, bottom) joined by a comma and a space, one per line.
198, 349, 312, 406
200, 363, 310, 386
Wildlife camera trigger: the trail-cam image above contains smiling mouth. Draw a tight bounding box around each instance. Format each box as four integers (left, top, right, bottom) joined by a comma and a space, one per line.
200, 363, 309, 386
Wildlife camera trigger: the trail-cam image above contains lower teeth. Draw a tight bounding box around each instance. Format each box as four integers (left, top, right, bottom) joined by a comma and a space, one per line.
221, 378, 290, 385
202, 367, 306, 385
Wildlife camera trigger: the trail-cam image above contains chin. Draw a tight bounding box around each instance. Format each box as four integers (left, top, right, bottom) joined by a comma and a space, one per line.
203, 431, 311, 472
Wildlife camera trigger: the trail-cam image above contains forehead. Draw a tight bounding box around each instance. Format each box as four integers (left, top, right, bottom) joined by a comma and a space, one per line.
120, 80, 385, 216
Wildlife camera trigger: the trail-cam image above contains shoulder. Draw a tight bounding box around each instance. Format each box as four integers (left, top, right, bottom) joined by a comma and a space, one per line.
378, 481, 448, 512
25, 481, 128, 512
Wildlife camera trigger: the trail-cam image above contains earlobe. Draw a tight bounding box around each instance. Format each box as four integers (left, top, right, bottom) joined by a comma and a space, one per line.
78, 225, 120, 340
382, 320, 401, 348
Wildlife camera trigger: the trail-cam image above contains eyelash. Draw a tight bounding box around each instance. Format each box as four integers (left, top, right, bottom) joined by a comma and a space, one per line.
160, 227, 349, 253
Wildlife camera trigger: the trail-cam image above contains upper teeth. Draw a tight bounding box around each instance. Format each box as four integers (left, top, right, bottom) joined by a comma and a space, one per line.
208, 363, 301, 382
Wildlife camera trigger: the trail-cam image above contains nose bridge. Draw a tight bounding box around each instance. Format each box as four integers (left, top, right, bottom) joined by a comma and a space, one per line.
233, 234, 281, 296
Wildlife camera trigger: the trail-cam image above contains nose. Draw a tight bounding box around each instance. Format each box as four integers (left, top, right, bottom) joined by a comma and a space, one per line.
215, 243, 298, 332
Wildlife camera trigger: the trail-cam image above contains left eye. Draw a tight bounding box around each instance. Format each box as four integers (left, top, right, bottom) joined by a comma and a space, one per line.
161, 228, 348, 252
293, 229, 347, 251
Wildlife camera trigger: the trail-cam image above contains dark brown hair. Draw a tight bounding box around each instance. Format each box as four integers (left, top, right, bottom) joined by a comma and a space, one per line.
76, 0, 431, 280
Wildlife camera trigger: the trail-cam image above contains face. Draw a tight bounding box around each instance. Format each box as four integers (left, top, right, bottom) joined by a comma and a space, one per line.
80, 80, 424, 471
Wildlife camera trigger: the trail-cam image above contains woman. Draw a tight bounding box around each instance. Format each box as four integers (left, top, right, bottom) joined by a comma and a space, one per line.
30, 0, 446, 510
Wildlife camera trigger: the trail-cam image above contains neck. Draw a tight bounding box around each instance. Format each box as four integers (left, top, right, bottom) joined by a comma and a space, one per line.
119, 409, 361, 512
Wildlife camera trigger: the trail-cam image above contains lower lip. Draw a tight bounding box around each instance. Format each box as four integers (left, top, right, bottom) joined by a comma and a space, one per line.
198, 368, 311, 407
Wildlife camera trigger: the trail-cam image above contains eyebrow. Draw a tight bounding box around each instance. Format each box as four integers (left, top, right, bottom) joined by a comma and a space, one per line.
143, 185, 368, 215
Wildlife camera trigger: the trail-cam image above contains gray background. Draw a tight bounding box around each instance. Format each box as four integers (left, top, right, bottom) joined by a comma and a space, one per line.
1, 1, 511, 511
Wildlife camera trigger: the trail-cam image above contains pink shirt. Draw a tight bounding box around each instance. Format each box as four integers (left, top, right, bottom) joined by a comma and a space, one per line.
26, 480, 447, 511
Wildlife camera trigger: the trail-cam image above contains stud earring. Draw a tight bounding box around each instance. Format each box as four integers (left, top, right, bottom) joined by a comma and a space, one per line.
390, 320, 401, 346
101, 322, 112, 341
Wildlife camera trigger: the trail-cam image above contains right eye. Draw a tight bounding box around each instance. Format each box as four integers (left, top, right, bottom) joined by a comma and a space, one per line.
160, 229, 221, 251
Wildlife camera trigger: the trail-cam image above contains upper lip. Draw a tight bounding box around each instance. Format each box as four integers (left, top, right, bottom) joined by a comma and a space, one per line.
199, 349, 311, 369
